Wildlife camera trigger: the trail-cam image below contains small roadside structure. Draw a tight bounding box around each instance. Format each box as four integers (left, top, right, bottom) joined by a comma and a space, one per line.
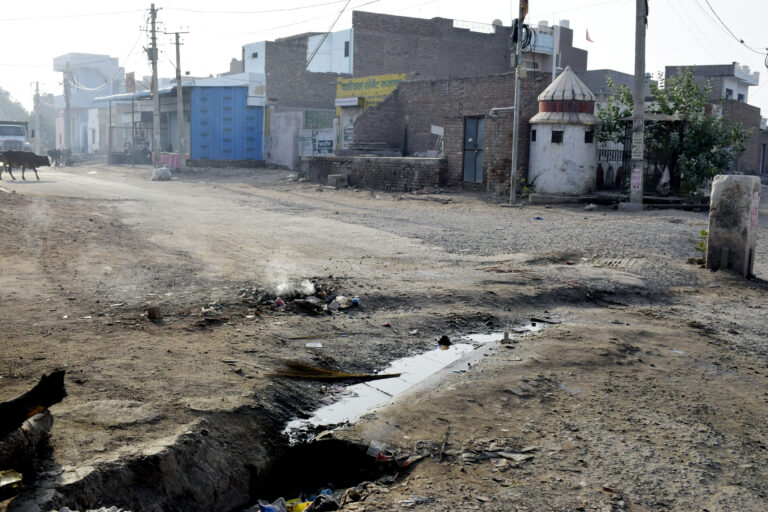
528, 66, 598, 196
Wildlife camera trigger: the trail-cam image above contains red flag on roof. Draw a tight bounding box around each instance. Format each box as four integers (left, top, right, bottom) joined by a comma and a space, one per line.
586, 29, 594, 42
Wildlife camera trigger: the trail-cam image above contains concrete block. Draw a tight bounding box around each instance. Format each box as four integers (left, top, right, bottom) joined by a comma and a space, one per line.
151, 167, 173, 181
706, 175, 761, 277
327, 173, 348, 188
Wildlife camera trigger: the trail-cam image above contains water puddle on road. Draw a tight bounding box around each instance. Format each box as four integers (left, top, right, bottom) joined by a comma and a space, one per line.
284, 321, 546, 442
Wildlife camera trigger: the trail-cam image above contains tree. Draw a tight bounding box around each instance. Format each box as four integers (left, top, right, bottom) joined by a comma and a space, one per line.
596, 76, 632, 145
597, 68, 751, 196
0, 87, 30, 121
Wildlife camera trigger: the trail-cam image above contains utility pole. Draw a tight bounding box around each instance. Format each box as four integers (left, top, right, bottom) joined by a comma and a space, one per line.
629, 0, 647, 208
149, 3, 161, 168
509, 0, 525, 204
33, 82, 41, 154
169, 30, 188, 168
64, 61, 71, 151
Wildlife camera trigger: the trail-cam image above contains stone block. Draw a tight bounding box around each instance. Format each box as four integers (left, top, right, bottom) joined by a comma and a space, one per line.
151, 167, 173, 181
327, 174, 348, 188
706, 175, 761, 277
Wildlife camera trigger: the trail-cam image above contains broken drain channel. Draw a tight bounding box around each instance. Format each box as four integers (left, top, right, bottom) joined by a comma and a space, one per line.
284, 322, 545, 443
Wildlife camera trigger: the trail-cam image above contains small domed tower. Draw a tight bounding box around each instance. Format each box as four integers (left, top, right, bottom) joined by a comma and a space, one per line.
528, 66, 598, 195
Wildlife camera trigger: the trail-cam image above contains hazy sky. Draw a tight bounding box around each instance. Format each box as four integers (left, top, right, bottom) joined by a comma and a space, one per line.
2, 0, 767, 115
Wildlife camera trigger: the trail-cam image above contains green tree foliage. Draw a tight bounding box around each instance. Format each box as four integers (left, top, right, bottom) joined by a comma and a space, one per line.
596, 77, 632, 144
597, 68, 751, 197
0, 87, 30, 121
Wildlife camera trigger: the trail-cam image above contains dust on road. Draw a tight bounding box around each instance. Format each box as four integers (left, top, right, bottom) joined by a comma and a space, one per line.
1, 165, 767, 511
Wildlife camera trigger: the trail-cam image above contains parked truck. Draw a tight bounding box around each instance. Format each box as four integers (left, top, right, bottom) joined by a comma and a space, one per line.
0, 121, 32, 152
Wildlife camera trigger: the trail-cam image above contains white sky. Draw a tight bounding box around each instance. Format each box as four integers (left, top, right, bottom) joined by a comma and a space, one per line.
2, 0, 767, 115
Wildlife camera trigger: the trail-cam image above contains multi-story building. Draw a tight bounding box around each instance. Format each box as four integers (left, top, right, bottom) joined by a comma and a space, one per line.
522, 20, 588, 81
53, 53, 124, 154
666, 62, 763, 174
230, 11, 590, 168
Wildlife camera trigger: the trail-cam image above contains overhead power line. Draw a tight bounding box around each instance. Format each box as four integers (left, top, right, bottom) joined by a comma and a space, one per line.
701, 0, 766, 55
0, 9, 143, 22
166, 0, 348, 15
307, 0, 352, 67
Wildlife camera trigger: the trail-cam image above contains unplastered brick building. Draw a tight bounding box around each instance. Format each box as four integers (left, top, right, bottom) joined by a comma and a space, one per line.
233, 10, 589, 171
301, 72, 549, 196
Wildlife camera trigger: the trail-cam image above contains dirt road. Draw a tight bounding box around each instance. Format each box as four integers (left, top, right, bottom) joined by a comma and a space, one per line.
1, 165, 767, 511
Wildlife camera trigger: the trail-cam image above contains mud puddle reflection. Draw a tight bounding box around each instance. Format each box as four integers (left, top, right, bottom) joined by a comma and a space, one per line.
284, 322, 545, 442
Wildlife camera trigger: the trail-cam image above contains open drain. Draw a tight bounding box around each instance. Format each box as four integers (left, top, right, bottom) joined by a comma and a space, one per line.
246, 439, 410, 511
284, 321, 548, 443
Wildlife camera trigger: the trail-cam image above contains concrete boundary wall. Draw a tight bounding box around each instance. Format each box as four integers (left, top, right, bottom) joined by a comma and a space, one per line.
299, 155, 446, 192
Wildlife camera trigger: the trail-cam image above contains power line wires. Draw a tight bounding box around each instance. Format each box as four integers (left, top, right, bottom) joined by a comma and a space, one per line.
0, 9, 143, 22
166, 1, 348, 15
701, 0, 765, 55
307, 0, 352, 67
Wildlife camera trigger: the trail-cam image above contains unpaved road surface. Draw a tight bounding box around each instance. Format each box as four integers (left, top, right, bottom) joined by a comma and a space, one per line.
1, 165, 767, 511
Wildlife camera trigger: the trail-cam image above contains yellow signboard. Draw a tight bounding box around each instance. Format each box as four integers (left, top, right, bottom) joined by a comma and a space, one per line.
336, 73, 406, 113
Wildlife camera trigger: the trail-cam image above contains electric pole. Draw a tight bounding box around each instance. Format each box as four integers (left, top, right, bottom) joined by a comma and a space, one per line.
629, 0, 647, 208
149, 3, 161, 168
34, 82, 41, 154
509, 0, 525, 204
169, 30, 188, 168
64, 61, 71, 151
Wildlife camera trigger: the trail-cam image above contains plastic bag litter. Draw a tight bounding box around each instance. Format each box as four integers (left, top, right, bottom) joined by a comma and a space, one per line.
306, 494, 339, 511
286, 499, 311, 512
256, 497, 287, 512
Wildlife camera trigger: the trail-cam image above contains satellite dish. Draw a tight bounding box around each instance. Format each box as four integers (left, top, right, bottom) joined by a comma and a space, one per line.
492, 19, 503, 27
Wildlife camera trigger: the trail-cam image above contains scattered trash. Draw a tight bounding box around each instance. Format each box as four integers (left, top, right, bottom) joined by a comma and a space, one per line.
272, 360, 401, 383
584, 203, 598, 211
529, 316, 561, 325
438, 335, 452, 349
0, 469, 23, 499
254, 497, 288, 512
194, 317, 230, 328
146, 307, 162, 321
201, 303, 223, 316
351, 296, 360, 307
329, 296, 353, 310
306, 342, 323, 348
400, 496, 430, 507
382, 322, 392, 328
276, 297, 286, 308
409, 329, 419, 335
305, 494, 339, 511
534, 216, 544, 220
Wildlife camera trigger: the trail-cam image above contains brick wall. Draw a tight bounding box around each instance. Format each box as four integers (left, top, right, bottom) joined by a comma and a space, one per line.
299, 155, 446, 192
352, 11, 513, 80
349, 72, 549, 195
557, 27, 588, 71
265, 36, 344, 109
719, 100, 762, 174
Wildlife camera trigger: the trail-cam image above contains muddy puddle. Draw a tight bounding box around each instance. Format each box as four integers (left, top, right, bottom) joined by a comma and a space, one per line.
284, 321, 546, 442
